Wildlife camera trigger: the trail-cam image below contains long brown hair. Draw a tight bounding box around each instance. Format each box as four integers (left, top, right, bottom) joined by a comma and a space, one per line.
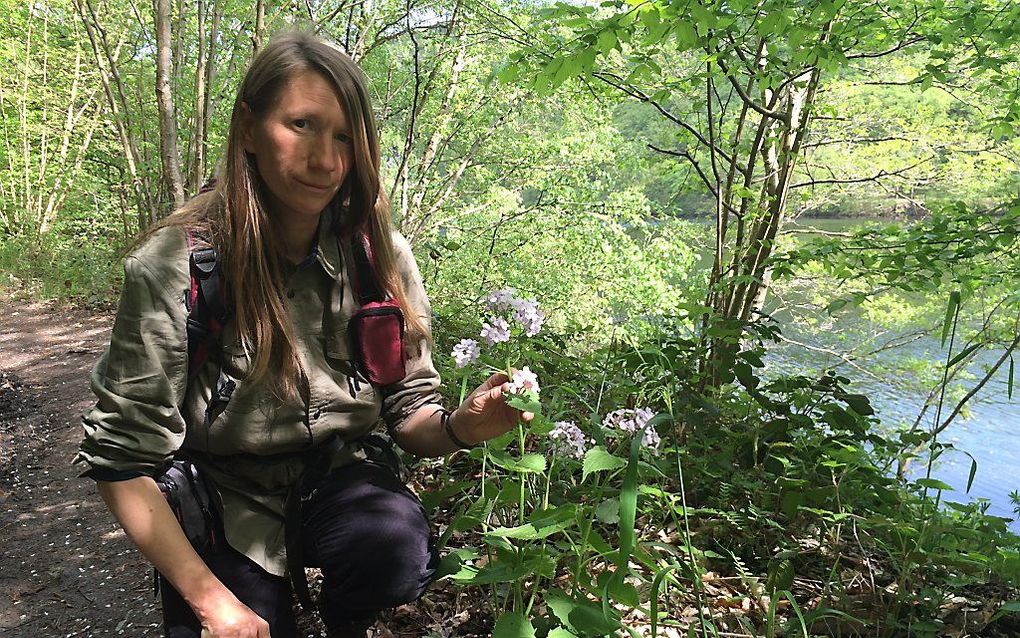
156, 30, 426, 398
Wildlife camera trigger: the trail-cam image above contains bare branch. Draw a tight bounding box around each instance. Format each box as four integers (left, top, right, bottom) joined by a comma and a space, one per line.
845, 35, 925, 60
790, 156, 932, 189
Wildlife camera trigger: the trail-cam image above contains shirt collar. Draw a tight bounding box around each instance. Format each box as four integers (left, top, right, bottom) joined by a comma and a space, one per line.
314, 207, 345, 282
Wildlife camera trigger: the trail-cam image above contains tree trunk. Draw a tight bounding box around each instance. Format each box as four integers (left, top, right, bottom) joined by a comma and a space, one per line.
190, 0, 207, 194
154, 0, 186, 211
253, 0, 266, 53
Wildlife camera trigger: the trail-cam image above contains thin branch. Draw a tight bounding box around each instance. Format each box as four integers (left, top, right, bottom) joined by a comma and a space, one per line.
790, 157, 932, 189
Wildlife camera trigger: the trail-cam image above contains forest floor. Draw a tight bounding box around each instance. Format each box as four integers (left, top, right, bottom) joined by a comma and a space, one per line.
0, 297, 486, 638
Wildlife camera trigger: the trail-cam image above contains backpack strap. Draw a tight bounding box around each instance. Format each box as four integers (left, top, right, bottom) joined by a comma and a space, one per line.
185, 230, 229, 381
349, 231, 386, 304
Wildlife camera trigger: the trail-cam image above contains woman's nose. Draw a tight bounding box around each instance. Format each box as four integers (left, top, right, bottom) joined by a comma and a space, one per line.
309, 136, 338, 172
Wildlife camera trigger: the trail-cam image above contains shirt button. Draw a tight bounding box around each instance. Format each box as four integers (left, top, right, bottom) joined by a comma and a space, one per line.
287, 290, 295, 299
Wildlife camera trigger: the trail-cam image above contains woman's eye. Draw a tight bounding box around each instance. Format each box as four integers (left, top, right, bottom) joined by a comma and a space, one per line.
335, 133, 352, 143
293, 119, 308, 129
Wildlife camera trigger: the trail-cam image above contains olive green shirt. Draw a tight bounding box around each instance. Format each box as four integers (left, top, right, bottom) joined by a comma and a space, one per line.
74, 213, 442, 576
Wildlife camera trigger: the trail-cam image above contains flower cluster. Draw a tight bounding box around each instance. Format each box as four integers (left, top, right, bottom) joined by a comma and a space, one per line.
451, 339, 480, 368
549, 420, 590, 459
506, 366, 540, 396
484, 287, 545, 338
480, 317, 511, 345
602, 408, 656, 434
450, 287, 545, 365
603, 408, 661, 452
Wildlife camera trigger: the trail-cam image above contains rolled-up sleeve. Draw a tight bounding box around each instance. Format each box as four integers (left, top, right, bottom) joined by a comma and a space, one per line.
380, 232, 442, 433
74, 255, 189, 478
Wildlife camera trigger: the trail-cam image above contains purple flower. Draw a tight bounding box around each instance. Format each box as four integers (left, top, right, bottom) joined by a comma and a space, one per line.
602, 408, 655, 434
483, 288, 544, 337
451, 338, 480, 368
485, 288, 518, 312
507, 366, 540, 396
641, 427, 661, 452
549, 420, 589, 458
603, 408, 660, 452
512, 298, 545, 337
480, 317, 511, 345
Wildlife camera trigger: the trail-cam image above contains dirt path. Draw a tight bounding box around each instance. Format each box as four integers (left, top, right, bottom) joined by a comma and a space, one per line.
0, 299, 163, 637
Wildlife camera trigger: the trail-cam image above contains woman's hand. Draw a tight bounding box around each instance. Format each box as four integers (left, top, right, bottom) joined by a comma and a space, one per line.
196, 590, 271, 638
449, 371, 535, 446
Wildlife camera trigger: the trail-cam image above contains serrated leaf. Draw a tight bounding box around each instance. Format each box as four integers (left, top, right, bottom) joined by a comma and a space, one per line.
486, 505, 577, 540
597, 28, 618, 54
506, 393, 543, 414
512, 453, 547, 473
547, 628, 578, 638
582, 446, 627, 482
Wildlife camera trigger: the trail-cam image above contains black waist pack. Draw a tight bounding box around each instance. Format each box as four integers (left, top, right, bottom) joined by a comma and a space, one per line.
155, 459, 216, 553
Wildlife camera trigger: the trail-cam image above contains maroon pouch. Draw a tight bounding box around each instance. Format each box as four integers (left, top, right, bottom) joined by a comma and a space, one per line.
349, 299, 407, 386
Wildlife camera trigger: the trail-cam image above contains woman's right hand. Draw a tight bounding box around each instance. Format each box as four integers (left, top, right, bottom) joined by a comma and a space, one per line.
96, 479, 270, 637
196, 591, 271, 638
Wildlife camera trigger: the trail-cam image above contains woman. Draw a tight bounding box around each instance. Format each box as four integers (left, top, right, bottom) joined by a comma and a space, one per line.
75, 31, 527, 638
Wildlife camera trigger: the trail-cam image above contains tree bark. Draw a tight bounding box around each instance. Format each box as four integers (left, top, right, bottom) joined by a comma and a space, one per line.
190, 0, 207, 193
253, 0, 266, 53
154, 0, 186, 211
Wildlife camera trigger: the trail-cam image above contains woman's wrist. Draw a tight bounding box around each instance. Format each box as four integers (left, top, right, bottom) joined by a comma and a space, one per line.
443, 408, 477, 450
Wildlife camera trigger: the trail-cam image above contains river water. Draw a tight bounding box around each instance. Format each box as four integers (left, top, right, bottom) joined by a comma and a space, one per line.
758, 218, 1020, 531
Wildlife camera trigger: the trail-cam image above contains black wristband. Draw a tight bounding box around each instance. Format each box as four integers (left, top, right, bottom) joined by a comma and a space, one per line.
442, 409, 475, 450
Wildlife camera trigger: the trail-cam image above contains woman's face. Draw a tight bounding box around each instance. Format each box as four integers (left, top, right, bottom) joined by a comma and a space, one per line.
242, 69, 355, 227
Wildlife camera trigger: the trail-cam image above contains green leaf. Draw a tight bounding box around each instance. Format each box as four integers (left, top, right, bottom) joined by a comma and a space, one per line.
990, 600, 1020, 623
941, 290, 961, 347
434, 547, 479, 580
916, 478, 954, 492
595, 498, 620, 524
492, 611, 536, 638
992, 122, 1015, 140
616, 429, 642, 573
948, 342, 981, 368
842, 393, 874, 416
650, 565, 680, 637
582, 446, 627, 482
608, 578, 640, 607
674, 21, 698, 47
597, 29, 618, 54
967, 456, 978, 494
507, 393, 543, 414
825, 298, 850, 315
547, 628, 578, 638
546, 588, 621, 637
512, 453, 547, 473
488, 449, 547, 473
486, 504, 577, 540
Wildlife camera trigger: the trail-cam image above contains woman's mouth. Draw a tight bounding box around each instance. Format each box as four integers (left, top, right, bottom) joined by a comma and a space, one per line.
297, 179, 333, 192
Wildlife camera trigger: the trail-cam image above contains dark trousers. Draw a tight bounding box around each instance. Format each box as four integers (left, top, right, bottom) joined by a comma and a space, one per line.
160, 461, 438, 637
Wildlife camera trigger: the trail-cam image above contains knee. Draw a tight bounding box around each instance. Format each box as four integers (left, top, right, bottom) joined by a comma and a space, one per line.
318, 496, 437, 605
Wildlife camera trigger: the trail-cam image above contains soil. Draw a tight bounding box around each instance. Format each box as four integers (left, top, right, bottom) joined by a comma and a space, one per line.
0, 298, 483, 638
